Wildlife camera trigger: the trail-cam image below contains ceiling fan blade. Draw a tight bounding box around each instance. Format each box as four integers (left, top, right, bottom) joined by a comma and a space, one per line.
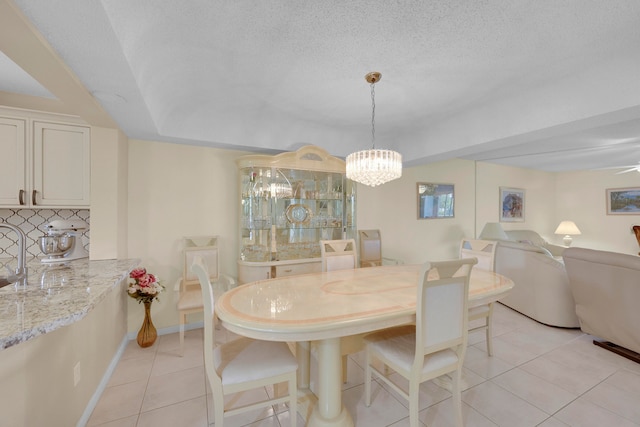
615, 167, 639, 174
592, 163, 639, 171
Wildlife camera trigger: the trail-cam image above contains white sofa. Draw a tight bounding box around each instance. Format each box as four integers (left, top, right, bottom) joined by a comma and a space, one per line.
563, 247, 640, 357
492, 230, 579, 328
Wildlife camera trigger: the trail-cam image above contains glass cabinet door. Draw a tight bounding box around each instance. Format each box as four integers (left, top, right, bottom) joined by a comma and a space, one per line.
237, 146, 356, 263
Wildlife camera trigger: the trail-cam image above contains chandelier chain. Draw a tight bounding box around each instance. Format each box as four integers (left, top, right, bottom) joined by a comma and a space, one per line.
345, 71, 402, 187
370, 81, 376, 149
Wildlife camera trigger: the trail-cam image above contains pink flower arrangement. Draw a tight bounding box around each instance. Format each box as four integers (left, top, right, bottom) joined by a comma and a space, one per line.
127, 267, 164, 304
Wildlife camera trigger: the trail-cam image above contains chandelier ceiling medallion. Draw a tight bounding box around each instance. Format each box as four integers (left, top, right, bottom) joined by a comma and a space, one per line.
346, 72, 402, 187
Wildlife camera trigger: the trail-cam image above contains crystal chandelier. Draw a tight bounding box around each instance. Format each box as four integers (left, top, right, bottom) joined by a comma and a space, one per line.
346, 72, 402, 187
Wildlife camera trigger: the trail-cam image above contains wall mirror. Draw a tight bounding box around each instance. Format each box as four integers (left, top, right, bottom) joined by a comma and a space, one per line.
417, 183, 455, 219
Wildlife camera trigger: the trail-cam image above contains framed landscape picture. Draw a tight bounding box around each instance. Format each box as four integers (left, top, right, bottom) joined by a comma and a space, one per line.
500, 187, 525, 222
417, 182, 455, 219
607, 187, 640, 215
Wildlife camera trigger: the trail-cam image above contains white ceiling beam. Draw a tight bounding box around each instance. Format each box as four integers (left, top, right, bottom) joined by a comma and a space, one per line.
0, 0, 117, 128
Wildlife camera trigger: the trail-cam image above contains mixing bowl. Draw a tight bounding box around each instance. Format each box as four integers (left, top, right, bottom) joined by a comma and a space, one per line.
39, 235, 75, 258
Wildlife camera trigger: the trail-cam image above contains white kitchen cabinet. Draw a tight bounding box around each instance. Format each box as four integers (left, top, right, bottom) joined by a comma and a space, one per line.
0, 116, 26, 206
0, 110, 90, 208
33, 121, 90, 207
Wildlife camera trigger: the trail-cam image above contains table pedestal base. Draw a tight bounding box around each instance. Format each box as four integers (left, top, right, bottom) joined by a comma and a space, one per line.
308, 405, 353, 427
295, 388, 354, 427
306, 337, 354, 427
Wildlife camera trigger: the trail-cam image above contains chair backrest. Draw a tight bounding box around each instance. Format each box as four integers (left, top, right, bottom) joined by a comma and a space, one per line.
415, 258, 476, 362
459, 239, 497, 271
320, 239, 357, 272
182, 235, 219, 291
359, 229, 382, 267
190, 256, 222, 388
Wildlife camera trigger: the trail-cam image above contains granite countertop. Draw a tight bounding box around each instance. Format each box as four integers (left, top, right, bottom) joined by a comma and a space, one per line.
0, 257, 139, 350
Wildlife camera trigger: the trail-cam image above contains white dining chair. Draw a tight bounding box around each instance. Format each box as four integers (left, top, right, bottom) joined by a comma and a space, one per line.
319, 239, 359, 382
177, 236, 236, 356
191, 256, 298, 427
364, 257, 477, 427
358, 229, 403, 267
460, 238, 497, 356
358, 230, 383, 267
320, 238, 357, 271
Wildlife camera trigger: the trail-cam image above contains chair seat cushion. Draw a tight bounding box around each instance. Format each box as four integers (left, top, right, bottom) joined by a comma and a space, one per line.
177, 290, 203, 311
216, 338, 298, 386
365, 326, 459, 374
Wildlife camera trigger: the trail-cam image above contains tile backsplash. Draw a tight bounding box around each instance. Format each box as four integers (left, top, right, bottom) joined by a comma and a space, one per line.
0, 209, 90, 258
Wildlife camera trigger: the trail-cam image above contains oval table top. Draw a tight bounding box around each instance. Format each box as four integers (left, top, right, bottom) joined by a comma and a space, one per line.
216, 264, 514, 342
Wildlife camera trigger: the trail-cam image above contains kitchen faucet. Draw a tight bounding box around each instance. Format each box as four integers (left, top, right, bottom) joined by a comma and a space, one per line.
0, 223, 28, 285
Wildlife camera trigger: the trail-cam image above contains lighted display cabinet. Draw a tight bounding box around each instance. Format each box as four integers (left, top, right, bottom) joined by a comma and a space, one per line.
236, 146, 356, 283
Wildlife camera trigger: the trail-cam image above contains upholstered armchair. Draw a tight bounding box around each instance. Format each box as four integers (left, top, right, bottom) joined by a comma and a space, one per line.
563, 247, 640, 360
486, 230, 579, 327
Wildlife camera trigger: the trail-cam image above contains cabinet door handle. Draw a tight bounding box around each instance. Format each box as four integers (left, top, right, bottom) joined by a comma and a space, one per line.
32, 190, 37, 206
19, 190, 25, 205
283, 269, 293, 273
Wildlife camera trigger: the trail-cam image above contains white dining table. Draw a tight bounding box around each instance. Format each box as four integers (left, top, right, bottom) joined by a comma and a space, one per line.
215, 264, 514, 427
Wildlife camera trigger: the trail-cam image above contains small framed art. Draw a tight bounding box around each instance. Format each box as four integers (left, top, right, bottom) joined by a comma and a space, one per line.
606, 187, 640, 215
499, 187, 525, 222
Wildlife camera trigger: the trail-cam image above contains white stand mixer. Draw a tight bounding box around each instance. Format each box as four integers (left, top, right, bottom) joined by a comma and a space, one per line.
41, 219, 89, 263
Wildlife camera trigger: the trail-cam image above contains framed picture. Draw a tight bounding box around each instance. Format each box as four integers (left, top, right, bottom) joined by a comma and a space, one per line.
417, 183, 454, 219
500, 187, 525, 222
606, 187, 640, 215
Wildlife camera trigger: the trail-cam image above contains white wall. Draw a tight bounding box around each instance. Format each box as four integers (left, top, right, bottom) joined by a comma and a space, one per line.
355, 159, 558, 264
356, 158, 476, 264
90, 126, 129, 259
126, 139, 250, 331
556, 169, 640, 254
475, 162, 558, 242
357, 158, 640, 267
122, 140, 640, 332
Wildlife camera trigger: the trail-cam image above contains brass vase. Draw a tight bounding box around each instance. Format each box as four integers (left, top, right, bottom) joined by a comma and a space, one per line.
137, 300, 157, 348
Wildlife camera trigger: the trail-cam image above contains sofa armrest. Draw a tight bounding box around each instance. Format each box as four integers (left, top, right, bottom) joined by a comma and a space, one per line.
498, 240, 553, 257
495, 240, 579, 327
544, 243, 566, 257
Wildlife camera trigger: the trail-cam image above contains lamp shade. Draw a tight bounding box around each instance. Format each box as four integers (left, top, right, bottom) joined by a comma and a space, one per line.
555, 220, 581, 246
479, 222, 508, 240
555, 221, 581, 236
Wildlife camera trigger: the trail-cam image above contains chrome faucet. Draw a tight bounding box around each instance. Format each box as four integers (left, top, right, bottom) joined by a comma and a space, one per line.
0, 223, 28, 283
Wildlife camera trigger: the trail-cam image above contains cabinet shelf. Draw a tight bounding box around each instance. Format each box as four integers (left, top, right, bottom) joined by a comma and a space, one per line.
242, 197, 343, 202
242, 225, 344, 231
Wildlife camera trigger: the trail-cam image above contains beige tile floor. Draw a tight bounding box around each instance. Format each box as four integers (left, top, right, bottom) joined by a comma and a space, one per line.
88, 303, 640, 426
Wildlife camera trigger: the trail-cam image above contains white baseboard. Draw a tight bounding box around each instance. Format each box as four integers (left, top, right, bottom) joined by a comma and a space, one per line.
78, 321, 206, 426
126, 321, 205, 340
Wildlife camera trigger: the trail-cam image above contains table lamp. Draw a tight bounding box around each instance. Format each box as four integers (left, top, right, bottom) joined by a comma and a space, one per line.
479, 222, 508, 240
555, 220, 581, 246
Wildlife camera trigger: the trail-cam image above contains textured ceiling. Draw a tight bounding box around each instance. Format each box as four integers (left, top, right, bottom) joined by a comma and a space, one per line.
2, 0, 640, 172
